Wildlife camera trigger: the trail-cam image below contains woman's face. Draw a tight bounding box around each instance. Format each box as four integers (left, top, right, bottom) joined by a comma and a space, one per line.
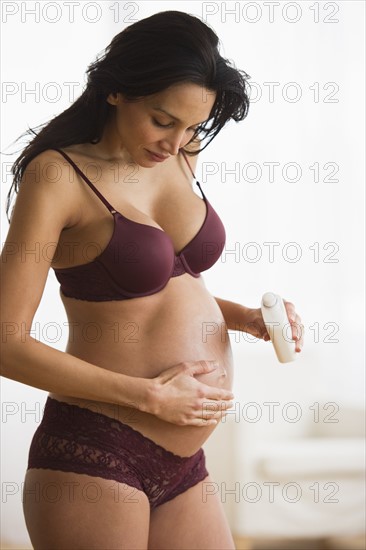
105, 82, 216, 166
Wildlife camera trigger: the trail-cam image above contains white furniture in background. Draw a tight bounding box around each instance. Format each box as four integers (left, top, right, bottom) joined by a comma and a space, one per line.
229, 343, 366, 541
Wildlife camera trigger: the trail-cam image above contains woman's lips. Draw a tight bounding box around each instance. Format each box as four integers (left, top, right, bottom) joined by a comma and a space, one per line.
145, 149, 169, 162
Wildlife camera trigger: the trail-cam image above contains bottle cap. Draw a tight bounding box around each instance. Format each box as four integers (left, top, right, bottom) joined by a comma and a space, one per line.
262, 292, 277, 308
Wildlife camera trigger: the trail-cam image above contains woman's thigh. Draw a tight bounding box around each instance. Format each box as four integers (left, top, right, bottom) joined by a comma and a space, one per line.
23, 468, 150, 550
148, 474, 235, 550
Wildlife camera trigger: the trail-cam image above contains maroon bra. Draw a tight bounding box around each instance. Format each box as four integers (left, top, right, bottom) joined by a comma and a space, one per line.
51, 148, 226, 301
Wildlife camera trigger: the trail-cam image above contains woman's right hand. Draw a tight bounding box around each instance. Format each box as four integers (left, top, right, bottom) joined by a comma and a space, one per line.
143, 360, 235, 426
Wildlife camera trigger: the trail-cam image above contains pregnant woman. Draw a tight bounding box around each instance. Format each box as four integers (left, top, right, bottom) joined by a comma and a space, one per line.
1, 11, 304, 550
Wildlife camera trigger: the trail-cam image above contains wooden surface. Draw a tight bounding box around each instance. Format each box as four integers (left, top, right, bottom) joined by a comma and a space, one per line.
233, 535, 366, 550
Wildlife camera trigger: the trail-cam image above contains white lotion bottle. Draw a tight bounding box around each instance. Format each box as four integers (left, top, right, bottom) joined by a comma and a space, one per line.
261, 292, 297, 363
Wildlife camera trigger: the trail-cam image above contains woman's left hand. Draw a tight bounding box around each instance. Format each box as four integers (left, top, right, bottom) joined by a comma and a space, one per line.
243, 301, 304, 353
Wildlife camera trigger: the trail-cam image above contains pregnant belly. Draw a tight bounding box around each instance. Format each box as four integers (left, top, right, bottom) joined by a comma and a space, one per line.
50, 275, 234, 456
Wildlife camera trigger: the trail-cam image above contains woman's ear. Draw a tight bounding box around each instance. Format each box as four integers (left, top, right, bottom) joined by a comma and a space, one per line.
106, 92, 121, 105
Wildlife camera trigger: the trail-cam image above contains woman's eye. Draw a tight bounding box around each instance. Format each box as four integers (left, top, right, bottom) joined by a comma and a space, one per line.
152, 118, 199, 133
152, 118, 172, 128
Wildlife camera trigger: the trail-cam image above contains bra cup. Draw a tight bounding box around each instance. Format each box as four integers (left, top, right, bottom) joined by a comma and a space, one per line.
97, 217, 176, 294
180, 205, 226, 275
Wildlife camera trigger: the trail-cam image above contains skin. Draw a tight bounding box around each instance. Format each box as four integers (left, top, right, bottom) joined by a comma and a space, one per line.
4, 82, 304, 548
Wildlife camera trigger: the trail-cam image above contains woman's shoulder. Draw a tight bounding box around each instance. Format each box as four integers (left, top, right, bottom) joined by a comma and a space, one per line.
23, 147, 74, 178
19, 148, 83, 228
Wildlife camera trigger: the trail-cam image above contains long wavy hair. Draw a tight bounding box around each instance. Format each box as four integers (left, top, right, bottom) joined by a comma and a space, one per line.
5, 10, 250, 221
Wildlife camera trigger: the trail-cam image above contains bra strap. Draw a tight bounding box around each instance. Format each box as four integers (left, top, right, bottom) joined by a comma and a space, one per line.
180, 148, 206, 200
52, 148, 117, 214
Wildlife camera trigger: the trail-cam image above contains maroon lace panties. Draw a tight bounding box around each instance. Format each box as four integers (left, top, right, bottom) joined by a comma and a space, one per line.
27, 397, 208, 508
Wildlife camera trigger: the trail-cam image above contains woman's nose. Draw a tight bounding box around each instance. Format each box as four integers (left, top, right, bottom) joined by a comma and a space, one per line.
160, 130, 188, 156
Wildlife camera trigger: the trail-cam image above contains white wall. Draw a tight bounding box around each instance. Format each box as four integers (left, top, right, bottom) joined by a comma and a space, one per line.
1, 1, 365, 547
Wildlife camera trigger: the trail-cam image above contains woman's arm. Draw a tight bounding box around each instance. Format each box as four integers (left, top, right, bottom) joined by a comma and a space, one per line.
213, 296, 256, 333
214, 296, 304, 351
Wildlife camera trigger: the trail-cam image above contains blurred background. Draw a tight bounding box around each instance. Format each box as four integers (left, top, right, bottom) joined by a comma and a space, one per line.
1, 1, 365, 549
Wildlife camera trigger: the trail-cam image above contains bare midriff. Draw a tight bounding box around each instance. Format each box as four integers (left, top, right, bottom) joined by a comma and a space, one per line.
49, 271, 233, 457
